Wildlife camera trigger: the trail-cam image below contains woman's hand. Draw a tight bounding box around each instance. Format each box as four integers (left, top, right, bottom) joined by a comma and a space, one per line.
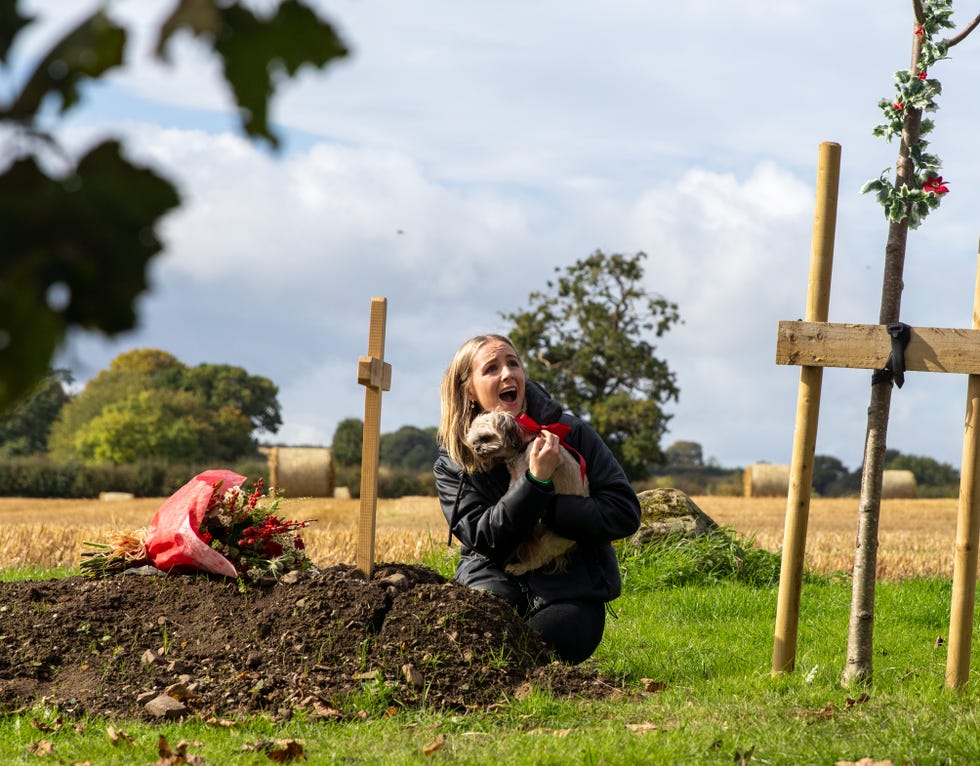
527, 430, 562, 482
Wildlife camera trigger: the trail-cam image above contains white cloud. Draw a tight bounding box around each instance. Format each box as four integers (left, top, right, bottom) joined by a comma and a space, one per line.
13, 0, 978, 473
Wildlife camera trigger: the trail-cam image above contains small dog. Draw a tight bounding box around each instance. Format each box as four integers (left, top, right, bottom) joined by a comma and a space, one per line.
465, 410, 589, 575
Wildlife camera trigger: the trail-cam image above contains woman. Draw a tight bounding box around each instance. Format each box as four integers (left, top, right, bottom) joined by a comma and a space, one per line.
434, 334, 641, 663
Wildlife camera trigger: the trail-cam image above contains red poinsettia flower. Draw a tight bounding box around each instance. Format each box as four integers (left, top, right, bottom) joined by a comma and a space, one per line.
893, 101, 904, 111
922, 175, 950, 194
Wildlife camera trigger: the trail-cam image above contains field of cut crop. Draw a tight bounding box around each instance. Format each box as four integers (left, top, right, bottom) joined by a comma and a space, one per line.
0, 494, 961, 580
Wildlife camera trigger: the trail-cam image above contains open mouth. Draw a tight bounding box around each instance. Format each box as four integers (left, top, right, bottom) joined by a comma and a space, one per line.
499, 388, 518, 404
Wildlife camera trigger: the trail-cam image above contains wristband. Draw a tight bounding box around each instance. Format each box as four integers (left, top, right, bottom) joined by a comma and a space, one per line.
526, 469, 553, 487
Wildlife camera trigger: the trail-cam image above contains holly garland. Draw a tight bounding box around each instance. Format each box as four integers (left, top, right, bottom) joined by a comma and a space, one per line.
861, 0, 956, 229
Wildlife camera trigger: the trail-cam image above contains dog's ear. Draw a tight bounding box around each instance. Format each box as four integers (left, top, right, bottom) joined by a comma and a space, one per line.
493, 411, 512, 434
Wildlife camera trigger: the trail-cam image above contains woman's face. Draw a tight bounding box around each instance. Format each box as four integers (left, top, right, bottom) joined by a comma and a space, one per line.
467, 340, 526, 416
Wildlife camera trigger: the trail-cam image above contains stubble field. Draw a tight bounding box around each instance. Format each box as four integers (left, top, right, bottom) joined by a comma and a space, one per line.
0, 494, 961, 580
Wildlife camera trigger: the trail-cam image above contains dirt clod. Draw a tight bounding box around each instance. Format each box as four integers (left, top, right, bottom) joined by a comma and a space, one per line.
0, 563, 619, 719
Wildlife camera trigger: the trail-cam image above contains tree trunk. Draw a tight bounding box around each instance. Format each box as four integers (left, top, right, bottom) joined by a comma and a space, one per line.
841, 21, 923, 687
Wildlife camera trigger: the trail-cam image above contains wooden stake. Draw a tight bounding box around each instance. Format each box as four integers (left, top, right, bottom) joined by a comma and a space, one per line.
772, 141, 840, 674
946, 239, 980, 689
355, 297, 391, 580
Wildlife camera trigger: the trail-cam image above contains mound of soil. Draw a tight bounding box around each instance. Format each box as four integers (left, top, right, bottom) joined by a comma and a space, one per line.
0, 564, 621, 721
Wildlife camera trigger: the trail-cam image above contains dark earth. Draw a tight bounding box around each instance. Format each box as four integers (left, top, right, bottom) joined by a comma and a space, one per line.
0, 563, 623, 721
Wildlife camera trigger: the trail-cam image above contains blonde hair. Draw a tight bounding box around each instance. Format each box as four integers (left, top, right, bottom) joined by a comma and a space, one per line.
438, 334, 523, 472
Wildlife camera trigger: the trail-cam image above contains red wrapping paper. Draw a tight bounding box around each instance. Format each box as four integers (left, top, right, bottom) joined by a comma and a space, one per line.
144, 469, 244, 578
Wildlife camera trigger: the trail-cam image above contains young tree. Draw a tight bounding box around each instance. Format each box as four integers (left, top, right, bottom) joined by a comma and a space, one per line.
502, 250, 681, 480
0, 1, 349, 413
843, 0, 979, 685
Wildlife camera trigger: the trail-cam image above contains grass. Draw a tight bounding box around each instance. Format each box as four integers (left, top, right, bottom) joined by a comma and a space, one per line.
1, 496, 977, 763
4, 535, 980, 764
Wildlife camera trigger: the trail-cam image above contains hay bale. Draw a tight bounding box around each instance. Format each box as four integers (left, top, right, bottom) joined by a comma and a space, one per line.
743, 464, 790, 497
99, 492, 135, 502
882, 469, 917, 499
267, 446, 335, 498
625, 488, 720, 548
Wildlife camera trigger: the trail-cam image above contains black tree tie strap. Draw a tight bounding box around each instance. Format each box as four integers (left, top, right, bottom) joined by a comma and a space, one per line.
871, 322, 912, 388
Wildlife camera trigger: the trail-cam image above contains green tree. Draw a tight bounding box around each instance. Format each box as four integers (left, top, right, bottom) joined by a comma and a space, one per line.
380, 426, 440, 472
665, 440, 704, 468
811, 455, 858, 497
48, 368, 149, 457
72, 389, 214, 464
49, 349, 276, 463
332, 418, 364, 466
165, 363, 282, 435
885, 449, 959, 494
0, 1, 349, 413
0, 370, 71, 456
503, 250, 681, 480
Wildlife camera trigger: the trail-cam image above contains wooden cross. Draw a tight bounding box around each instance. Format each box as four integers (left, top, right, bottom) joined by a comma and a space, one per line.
355, 297, 391, 580
772, 142, 980, 688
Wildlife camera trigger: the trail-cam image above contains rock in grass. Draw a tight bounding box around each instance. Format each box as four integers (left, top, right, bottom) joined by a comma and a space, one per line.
144, 694, 187, 720
626, 489, 720, 547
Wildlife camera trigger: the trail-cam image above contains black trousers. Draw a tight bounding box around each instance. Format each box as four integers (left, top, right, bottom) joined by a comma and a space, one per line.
468, 576, 607, 664
526, 598, 606, 664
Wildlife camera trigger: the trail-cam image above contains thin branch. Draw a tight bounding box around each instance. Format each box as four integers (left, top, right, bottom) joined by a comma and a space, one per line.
913, 0, 926, 26
945, 13, 980, 47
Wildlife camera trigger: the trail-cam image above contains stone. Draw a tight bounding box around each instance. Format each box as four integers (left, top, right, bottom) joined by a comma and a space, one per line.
401, 663, 424, 689
144, 694, 187, 720
626, 488, 720, 547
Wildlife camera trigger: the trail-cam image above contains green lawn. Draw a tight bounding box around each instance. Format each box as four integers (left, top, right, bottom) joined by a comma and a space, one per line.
2, 536, 979, 765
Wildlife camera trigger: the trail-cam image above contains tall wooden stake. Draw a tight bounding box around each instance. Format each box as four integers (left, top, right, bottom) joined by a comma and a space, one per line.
947, 238, 980, 689
772, 141, 841, 673
355, 297, 391, 580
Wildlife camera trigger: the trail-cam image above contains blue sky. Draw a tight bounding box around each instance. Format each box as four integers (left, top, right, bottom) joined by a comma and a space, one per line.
10, 0, 980, 471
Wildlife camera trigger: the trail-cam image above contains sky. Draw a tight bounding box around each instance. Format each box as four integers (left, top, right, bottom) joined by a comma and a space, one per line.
8, 0, 980, 472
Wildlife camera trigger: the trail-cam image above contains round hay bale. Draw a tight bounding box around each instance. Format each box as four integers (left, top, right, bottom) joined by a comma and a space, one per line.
743, 464, 790, 497
268, 446, 335, 498
882, 469, 917, 499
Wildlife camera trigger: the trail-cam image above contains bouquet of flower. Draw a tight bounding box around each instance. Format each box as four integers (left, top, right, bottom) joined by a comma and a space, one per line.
82, 469, 312, 582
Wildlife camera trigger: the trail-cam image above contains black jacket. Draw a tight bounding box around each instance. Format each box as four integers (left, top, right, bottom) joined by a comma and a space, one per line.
433, 381, 641, 610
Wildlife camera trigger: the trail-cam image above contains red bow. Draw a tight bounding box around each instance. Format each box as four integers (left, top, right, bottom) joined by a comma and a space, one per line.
515, 413, 587, 484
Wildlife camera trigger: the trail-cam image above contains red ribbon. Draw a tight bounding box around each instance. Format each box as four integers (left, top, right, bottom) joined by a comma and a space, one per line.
514, 413, 587, 484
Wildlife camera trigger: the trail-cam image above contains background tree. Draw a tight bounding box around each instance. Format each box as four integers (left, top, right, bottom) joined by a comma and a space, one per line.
665, 440, 705, 468
812, 455, 855, 497
380, 426, 440, 472
0, 1, 349, 413
163, 363, 282, 435
0, 370, 71, 456
70, 389, 222, 464
503, 250, 681, 480
48, 349, 277, 464
332, 418, 364, 466
885, 448, 960, 497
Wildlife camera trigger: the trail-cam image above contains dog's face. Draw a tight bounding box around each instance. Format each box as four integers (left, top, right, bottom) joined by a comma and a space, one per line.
464, 411, 526, 467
